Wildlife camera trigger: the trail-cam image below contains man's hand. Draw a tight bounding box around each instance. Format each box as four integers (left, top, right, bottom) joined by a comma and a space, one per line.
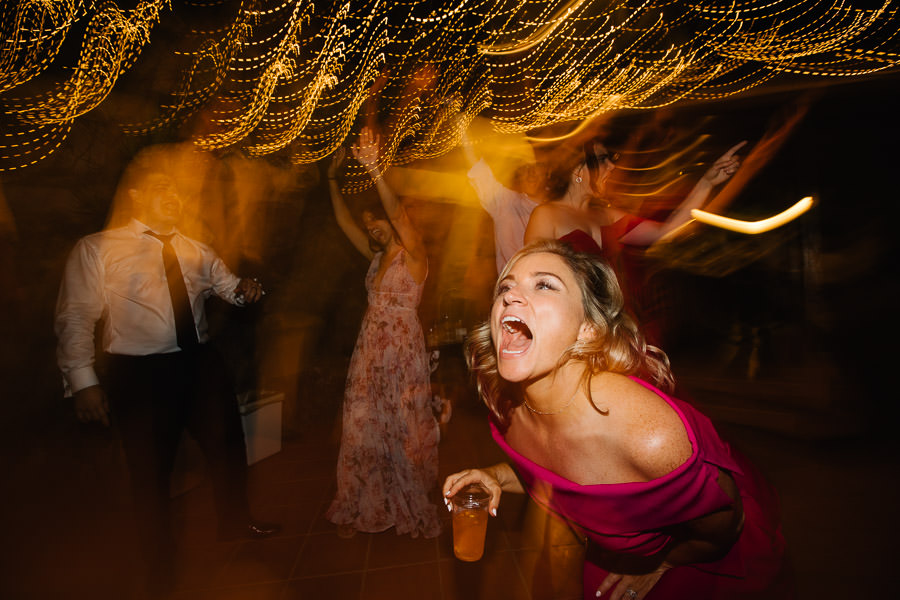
234, 278, 265, 305
74, 385, 109, 426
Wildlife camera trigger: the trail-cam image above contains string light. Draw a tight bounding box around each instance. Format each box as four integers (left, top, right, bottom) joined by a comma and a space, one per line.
1, 0, 898, 173
691, 196, 815, 235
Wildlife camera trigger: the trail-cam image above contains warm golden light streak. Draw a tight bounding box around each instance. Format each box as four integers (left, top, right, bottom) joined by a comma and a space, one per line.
691, 196, 814, 234
0, 0, 83, 94
478, 0, 591, 56
1, 1, 899, 171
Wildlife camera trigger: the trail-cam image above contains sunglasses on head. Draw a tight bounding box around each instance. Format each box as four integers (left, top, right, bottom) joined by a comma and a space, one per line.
583, 145, 619, 173
595, 152, 618, 164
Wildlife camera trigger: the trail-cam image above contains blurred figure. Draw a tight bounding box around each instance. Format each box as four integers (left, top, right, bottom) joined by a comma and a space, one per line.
525, 138, 744, 346
54, 146, 279, 596
461, 126, 549, 274
525, 139, 745, 254
443, 240, 789, 600
325, 128, 441, 539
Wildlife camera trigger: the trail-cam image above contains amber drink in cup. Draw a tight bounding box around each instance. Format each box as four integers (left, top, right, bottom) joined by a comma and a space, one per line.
451, 483, 490, 561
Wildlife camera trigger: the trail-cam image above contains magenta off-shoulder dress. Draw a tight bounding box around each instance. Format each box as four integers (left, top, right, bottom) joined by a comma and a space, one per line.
491, 378, 789, 599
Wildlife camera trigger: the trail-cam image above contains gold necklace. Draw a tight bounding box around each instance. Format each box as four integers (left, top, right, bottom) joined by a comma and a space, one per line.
523, 385, 581, 416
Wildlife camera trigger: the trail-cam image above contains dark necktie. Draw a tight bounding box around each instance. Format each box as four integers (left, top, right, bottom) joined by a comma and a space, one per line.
145, 231, 199, 350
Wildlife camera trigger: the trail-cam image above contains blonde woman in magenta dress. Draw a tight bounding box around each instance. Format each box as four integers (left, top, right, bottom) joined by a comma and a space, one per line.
325, 129, 440, 539
443, 241, 788, 599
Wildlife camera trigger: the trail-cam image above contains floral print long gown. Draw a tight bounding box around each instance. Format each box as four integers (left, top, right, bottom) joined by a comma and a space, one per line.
326, 249, 441, 538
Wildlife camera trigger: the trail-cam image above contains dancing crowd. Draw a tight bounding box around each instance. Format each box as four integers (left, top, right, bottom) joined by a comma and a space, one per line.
55, 119, 789, 599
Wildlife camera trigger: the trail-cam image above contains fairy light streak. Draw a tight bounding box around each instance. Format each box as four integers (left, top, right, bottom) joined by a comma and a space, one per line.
0, 120, 71, 171
122, 20, 245, 135
193, 1, 317, 151
409, 0, 475, 24
478, 0, 591, 55
622, 135, 708, 173
6, 0, 170, 126
0, 0, 84, 93
243, 7, 369, 155
1, 0, 899, 171
691, 196, 814, 234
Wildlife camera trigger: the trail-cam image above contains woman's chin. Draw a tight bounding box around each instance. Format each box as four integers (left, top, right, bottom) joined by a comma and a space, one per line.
497, 355, 530, 383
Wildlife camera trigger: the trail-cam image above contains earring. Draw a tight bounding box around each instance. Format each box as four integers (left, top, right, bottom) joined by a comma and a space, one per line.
575, 176, 582, 183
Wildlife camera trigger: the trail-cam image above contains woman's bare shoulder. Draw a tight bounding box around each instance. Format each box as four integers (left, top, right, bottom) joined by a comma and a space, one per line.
595, 373, 693, 479
530, 201, 566, 218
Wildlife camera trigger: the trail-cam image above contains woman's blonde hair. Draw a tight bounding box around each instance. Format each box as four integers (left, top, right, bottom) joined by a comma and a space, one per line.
465, 239, 674, 430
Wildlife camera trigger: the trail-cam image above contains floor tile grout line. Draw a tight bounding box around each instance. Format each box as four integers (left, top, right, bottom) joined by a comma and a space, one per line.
181, 538, 242, 595
199, 577, 294, 593
284, 499, 320, 582
358, 532, 373, 600
508, 544, 536, 600
436, 536, 447, 600
285, 567, 376, 580
359, 556, 445, 573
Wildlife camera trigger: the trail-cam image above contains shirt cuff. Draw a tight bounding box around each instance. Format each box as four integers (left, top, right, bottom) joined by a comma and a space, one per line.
65, 366, 100, 397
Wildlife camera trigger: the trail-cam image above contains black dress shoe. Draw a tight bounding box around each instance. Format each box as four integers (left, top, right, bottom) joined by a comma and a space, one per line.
219, 520, 282, 541
247, 520, 281, 538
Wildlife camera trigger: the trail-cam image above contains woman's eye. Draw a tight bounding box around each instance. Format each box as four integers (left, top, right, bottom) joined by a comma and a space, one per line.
536, 280, 556, 290
496, 284, 510, 295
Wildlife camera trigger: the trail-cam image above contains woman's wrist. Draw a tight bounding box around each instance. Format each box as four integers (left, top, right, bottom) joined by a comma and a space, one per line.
490, 462, 522, 492
695, 174, 716, 189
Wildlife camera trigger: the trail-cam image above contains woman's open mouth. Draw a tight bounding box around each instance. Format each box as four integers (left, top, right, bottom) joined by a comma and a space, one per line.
499, 315, 533, 357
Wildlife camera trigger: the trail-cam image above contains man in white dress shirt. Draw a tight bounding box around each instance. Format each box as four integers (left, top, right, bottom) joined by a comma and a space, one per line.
55, 146, 277, 594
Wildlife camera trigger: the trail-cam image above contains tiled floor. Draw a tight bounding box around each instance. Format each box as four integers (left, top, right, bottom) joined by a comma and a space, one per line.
0, 354, 586, 600
2, 349, 899, 599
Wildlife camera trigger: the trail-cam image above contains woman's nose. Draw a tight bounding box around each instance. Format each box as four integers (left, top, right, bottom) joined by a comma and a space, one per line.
502, 287, 525, 306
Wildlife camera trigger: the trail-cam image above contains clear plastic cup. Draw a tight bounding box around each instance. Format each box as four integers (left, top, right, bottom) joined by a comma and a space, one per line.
451, 483, 490, 561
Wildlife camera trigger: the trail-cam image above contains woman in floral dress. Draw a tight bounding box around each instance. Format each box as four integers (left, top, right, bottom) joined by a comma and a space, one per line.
325, 128, 441, 539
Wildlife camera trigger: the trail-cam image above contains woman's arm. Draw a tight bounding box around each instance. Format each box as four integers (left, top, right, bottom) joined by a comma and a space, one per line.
595, 468, 745, 600
619, 141, 747, 246
352, 127, 428, 282
442, 463, 524, 517
327, 148, 373, 260
661, 468, 745, 565
459, 118, 479, 167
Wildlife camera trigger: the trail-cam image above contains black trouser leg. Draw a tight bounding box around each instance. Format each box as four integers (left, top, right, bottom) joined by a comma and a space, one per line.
106, 353, 185, 592
186, 346, 251, 530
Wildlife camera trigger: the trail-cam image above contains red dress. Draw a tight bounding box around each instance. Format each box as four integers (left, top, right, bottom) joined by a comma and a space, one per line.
559, 225, 668, 346
491, 377, 788, 598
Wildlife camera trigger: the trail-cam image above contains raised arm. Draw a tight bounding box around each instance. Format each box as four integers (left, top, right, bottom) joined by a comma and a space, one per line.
328, 147, 373, 260
620, 140, 747, 246
363, 68, 390, 136
459, 119, 479, 167
351, 127, 428, 282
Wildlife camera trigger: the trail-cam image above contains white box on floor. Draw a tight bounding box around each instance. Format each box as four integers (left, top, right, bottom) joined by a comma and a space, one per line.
239, 391, 283, 465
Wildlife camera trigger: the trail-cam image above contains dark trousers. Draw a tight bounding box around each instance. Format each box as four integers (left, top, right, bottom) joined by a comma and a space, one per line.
106, 345, 250, 581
